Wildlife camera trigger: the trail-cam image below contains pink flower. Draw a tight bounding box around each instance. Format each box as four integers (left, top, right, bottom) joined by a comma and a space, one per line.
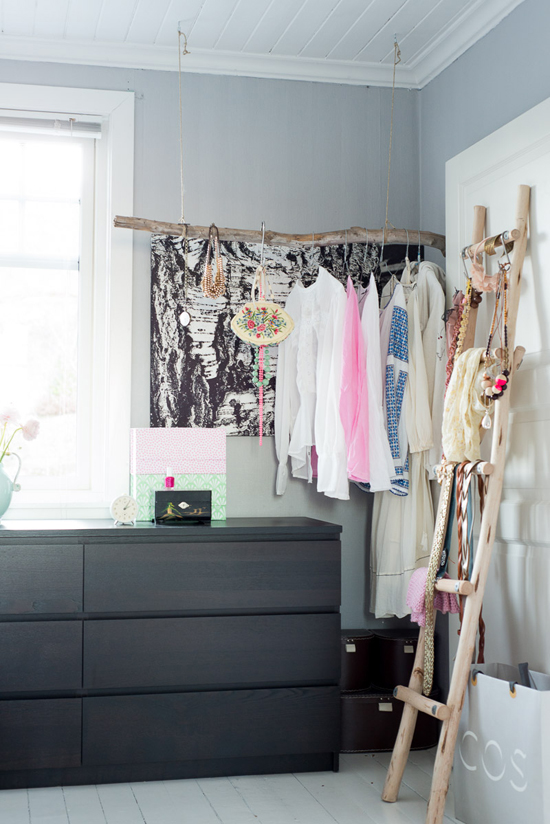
21, 419, 40, 441
0, 406, 20, 425
257, 324, 266, 332
274, 329, 278, 334
256, 333, 261, 338
247, 320, 255, 329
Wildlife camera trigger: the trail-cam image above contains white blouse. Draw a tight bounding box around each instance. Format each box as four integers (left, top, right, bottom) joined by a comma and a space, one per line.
358, 275, 393, 492
275, 267, 349, 500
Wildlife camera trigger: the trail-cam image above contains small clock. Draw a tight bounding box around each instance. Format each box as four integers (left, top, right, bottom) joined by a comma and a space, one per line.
110, 494, 138, 526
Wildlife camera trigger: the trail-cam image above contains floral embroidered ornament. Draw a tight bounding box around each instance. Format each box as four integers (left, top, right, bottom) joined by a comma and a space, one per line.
231, 301, 294, 345
231, 261, 294, 346
231, 264, 294, 443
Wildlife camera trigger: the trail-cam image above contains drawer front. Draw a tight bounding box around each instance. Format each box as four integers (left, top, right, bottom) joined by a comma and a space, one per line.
84, 613, 340, 689
84, 541, 341, 612
0, 621, 82, 693
0, 698, 81, 771
83, 686, 340, 766
0, 545, 83, 614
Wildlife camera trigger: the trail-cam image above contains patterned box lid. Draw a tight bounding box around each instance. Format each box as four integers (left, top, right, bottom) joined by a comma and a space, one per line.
130, 427, 226, 475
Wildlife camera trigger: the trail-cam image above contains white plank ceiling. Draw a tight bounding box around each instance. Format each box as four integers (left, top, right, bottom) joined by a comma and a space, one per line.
0, 0, 526, 88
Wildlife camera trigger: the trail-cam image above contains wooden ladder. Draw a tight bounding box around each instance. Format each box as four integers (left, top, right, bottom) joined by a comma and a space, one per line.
381, 184, 531, 824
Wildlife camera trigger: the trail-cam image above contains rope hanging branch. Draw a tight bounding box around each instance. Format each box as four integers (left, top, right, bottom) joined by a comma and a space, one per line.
115, 31, 446, 256
113, 216, 446, 255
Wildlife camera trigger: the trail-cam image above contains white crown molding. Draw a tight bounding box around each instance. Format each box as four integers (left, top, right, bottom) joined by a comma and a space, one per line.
411, 0, 526, 89
0, 34, 419, 87
0, 0, 527, 91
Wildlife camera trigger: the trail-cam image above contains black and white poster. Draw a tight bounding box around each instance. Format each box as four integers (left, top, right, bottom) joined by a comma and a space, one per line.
150, 236, 386, 436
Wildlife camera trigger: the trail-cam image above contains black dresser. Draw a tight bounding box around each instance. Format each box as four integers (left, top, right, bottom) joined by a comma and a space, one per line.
0, 517, 342, 789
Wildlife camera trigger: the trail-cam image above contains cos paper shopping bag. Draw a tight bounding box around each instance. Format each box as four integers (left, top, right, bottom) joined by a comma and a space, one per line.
454, 663, 550, 824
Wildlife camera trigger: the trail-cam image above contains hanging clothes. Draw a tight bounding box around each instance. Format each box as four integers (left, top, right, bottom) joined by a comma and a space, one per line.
415, 261, 447, 477
275, 266, 349, 500
370, 452, 434, 618
379, 281, 409, 495
340, 277, 370, 483
405, 282, 432, 454
357, 275, 393, 492
370, 263, 446, 619
370, 275, 418, 619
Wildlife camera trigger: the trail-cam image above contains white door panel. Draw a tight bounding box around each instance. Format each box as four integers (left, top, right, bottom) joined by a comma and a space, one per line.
446, 96, 550, 674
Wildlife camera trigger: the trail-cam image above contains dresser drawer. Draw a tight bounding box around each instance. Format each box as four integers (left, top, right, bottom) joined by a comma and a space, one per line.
83, 686, 340, 766
84, 541, 341, 612
83, 613, 340, 689
0, 545, 83, 614
0, 698, 81, 771
0, 621, 82, 693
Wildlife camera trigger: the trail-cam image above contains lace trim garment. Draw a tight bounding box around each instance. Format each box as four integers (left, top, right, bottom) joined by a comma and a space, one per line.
442, 347, 486, 462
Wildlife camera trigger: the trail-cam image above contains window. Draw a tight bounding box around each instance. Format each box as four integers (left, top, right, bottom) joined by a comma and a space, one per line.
0, 132, 94, 490
0, 84, 134, 517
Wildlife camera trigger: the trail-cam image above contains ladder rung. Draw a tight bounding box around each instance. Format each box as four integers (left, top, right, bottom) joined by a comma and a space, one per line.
393, 686, 451, 721
435, 578, 474, 596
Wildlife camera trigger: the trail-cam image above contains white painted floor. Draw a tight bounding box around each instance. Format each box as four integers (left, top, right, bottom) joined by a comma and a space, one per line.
0, 749, 461, 824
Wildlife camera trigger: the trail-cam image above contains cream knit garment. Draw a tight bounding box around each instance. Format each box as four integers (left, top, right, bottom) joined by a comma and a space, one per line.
441, 347, 487, 462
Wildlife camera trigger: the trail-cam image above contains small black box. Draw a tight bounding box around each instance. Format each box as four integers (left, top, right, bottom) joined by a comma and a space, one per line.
341, 630, 375, 691
154, 490, 212, 525
340, 688, 440, 752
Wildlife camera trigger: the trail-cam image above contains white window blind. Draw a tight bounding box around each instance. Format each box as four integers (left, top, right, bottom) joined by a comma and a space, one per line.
0, 110, 102, 138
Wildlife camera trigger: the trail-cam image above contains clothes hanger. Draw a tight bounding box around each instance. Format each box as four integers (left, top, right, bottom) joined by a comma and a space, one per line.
401, 228, 416, 303
409, 227, 422, 275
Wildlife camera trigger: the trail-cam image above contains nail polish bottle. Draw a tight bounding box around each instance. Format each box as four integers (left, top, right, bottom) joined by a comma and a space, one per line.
165, 467, 174, 489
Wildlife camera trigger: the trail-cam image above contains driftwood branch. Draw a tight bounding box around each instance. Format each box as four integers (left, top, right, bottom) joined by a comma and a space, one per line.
113, 216, 446, 255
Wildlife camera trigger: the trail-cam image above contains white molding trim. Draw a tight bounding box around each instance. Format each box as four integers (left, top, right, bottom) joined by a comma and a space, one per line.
410, 0, 526, 88
0, 0, 527, 90
0, 35, 412, 87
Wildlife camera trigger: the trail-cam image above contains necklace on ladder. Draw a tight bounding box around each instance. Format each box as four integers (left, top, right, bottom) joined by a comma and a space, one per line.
480, 239, 512, 427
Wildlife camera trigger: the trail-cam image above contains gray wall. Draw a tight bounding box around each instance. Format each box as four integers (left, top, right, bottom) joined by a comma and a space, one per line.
420, 0, 550, 250
0, 58, 420, 628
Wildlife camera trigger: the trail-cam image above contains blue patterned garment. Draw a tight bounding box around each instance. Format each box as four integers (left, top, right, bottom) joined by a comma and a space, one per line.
385, 303, 409, 495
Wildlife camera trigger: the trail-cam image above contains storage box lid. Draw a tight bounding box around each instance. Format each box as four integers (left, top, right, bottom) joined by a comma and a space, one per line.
130, 427, 226, 475
371, 629, 419, 643
341, 629, 374, 643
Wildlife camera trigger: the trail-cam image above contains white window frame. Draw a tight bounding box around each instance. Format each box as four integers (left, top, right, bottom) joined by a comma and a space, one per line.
0, 83, 134, 518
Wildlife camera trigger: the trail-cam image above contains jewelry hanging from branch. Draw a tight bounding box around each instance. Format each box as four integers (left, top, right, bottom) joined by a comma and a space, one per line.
179, 223, 191, 326
202, 224, 226, 299
479, 238, 512, 428
231, 222, 295, 444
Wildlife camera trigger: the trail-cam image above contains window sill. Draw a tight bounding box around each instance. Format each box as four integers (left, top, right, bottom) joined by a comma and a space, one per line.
3, 494, 111, 520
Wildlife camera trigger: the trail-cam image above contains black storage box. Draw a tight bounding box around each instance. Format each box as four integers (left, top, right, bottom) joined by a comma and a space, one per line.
371, 629, 420, 690
154, 490, 212, 524
340, 630, 375, 691
340, 688, 440, 752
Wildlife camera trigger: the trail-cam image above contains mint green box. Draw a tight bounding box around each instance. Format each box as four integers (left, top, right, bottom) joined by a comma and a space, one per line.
130, 473, 226, 522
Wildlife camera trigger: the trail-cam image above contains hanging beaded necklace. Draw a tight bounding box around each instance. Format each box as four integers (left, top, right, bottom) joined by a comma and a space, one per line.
479, 239, 511, 428
179, 223, 191, 326
202, 224, 226, 299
